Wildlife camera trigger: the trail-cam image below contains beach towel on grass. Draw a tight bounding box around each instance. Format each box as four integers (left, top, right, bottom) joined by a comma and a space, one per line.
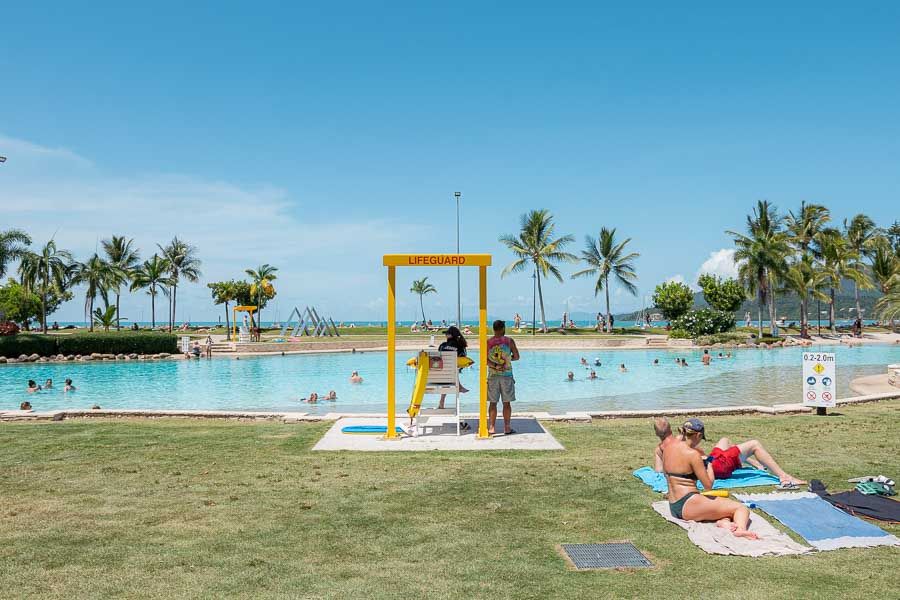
633, 466, 779, 494
735, 492, 900, 551
652, 501, 810, 556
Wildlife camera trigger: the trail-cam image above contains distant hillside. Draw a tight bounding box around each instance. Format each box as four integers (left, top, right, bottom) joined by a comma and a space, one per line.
613, 280, 882, 322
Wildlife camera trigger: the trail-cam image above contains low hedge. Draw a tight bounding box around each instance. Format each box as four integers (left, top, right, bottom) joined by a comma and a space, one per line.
695, 332, 751, 345
57, 333, 178, 356
0, 332, 177, 358
0, 335, 59, 358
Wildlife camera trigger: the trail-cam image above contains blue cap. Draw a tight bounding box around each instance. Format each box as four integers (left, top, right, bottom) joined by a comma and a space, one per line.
682, 418, 707, 440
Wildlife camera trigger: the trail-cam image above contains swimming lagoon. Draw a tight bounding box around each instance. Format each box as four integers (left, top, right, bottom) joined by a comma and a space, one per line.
3, 344, 898, 414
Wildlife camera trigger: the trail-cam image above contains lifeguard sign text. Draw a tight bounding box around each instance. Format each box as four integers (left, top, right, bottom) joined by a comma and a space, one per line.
382, 254, 492, 267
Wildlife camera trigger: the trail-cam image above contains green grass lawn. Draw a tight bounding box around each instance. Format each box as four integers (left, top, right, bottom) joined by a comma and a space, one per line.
2, 403, 898, 599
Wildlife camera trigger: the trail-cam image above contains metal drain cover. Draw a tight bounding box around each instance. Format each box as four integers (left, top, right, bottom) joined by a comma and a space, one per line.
561, 543, 652, 569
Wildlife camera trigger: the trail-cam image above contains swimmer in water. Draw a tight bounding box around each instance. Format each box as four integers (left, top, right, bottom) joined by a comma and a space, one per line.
566, 371, 575, 381
588, 370, 598, 380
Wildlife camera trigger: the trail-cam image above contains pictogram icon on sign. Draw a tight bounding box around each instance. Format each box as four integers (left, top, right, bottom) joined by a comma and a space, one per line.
807, 391, 817, 401
813, 363, 825, 375
822, 377, 832, 387
822, 391, 832, 402
807, 376, 816, 385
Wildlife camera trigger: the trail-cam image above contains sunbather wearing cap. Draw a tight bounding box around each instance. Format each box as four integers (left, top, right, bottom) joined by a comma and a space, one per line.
657, 418, 759, 539
681, 418, 805, 488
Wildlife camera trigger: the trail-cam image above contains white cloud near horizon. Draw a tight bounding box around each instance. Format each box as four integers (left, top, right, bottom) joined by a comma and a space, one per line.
0, 133, 434, 321
695, 248, 739, 282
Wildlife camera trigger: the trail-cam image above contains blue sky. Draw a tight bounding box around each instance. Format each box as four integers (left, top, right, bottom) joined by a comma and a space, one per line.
2, 2, 899, 323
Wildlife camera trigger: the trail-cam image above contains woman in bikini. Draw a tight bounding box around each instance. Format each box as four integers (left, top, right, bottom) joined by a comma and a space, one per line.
660, 419, 758, 539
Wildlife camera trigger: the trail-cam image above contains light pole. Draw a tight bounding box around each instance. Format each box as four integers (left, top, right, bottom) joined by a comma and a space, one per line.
531, 269, 537, 337
454, 191, 461, 326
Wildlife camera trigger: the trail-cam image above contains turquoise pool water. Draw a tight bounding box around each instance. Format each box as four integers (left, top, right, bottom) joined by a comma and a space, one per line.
3, 345, 898, 414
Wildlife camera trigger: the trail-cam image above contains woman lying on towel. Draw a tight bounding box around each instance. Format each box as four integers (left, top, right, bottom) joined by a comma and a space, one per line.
660, 419, 759, 539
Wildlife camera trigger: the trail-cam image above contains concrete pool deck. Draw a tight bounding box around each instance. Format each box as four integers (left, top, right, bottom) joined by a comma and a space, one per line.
311, 417, 565, 451
3, 392, 898, 423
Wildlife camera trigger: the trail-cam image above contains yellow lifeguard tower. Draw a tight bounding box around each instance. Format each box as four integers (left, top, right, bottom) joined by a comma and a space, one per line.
232, 305, 258, 342
383, 253, 491, 439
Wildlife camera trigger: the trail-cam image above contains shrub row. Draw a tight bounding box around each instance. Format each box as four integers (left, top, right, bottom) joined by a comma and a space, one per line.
0, 335, 58, 357
695, 331, 752, 346
0, 333, 177, 358
671, 308, 735, 338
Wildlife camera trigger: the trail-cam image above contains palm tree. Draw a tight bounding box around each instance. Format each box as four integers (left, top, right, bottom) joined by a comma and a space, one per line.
102, 235, 141, 330
18, 239, 73, 333
781, 257, 828, 338
0, 229, 32, 279
92, 305, 118, 332
886, 220, 900, 254
869, 237, 898, 295
844, 214, 876, 320
875, 277, 900, 326
728, 201, 790, 337
783, 202, 830, 338
158, 237, 202, 331
245, 264, 278, 327
500, 210, 577, 332
130, 254, 173, 329
410, 277, 437, 324
570, 228, 639, 332
72, 254, 115, 332
786, 202, 830, 258
817, 229, 867, 334
208, 280, 239, 340
870, 237, 900, 330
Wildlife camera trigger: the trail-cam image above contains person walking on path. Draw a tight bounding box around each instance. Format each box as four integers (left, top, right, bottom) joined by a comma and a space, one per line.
486, 319, 520, 435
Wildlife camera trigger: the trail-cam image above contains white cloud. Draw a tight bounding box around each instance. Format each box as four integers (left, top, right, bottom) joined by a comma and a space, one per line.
666, 274, 686, 284
0, 133, 433, 321
695, 248, 739, 282
0, 134, 93, 168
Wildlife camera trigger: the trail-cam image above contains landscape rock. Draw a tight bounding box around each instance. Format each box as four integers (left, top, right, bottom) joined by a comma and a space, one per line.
18, 354, 28, 361
91, 353, 103, 359
0, 357, 6, 363
66, 355, 75, 361
116, 354, 126, 360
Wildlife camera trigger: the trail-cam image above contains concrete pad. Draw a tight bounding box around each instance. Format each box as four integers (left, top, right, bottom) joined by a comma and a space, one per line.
312, 417, 565, 452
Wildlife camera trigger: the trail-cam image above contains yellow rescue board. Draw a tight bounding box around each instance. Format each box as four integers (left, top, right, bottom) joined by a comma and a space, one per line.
406, 356, 474, 369
406, 351, 430, 419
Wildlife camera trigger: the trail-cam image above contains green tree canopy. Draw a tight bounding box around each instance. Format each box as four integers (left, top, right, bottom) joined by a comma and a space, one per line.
0, 278, 72, 329
697, 274, 747, 313
652, 280, 694, 320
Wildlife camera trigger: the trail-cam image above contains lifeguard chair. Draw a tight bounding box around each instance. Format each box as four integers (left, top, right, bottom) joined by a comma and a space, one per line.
411, 349, 465, 436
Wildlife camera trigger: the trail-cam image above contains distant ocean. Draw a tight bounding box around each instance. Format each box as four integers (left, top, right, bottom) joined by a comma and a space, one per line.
43, 318, 881, 329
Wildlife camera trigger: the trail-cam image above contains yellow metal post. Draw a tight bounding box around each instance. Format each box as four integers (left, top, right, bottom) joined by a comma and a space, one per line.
478, 265, 489, 438
385, 266, 398, 439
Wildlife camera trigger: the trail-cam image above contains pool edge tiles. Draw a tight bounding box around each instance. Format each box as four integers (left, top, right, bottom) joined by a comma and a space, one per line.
3, 392, 898, 423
